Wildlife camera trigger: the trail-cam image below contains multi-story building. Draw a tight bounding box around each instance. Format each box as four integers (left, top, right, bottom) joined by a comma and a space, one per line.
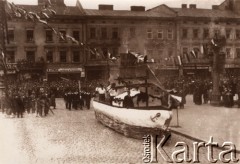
2, 0, 240, 81
5, 0, 86, 81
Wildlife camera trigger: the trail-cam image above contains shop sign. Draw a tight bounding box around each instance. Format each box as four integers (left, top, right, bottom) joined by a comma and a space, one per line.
58, 68, 82, 72
47, 68, 83, 72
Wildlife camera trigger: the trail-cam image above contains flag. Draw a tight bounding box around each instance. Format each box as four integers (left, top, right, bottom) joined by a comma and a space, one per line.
38, 19, 48, 25
1, 51, 4, 59
41, 12, 50, 19
66, 35, 79, 44
200, 45, 204, 54
211, 39, 217, 47
177, 55, 182, 66
190, 50, 197, 58
128, 51, 144, 63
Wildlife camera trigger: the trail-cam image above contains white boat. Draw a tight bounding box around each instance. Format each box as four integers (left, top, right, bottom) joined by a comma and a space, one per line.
92, 86, 174, 139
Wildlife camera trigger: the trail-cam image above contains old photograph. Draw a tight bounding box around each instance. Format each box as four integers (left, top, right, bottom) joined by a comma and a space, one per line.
0, 0, 239, 163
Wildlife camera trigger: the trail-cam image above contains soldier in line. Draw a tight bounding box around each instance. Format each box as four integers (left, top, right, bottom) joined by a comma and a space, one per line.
85, 92, 91, 109
72, 91, 79, 110
30, 91, 36, 113
44, 94, 50, 116
50, 93, 56, 109
14, 94, 25, 118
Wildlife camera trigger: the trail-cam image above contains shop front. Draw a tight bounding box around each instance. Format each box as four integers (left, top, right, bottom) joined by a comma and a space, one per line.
183, 65, 211, 78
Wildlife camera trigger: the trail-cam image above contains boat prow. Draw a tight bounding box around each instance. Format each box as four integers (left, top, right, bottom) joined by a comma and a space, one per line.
93, 100, 172, 139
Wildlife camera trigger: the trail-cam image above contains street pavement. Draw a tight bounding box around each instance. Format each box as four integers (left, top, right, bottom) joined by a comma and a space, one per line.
0, 98, 239, 164
170, 95, 240, 151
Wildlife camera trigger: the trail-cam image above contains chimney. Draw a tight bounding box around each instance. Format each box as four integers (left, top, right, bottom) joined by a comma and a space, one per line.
98, 4, 114, 10
130, 6, 145, 11
182, 4, 187, 9
212, 5, 219, 10
189, 4, 197, 9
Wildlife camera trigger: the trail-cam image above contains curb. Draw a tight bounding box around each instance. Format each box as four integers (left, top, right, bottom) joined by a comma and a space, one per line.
171, 129, 240, 154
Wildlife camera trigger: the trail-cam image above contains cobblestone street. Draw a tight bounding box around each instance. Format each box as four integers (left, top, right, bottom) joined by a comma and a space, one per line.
0, 99, 239, 164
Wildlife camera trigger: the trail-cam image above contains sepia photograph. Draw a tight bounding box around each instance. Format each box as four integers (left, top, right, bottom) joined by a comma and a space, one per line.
0, 0, 239, 163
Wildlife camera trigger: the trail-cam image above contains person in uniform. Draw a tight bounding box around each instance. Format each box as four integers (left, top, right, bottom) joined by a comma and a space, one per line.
85, 92, 91, 109
15, 94, 25, 118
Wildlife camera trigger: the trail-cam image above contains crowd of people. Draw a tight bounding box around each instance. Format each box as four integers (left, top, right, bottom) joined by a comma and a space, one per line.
161, 75, 240, 108
0, 78, 108, 118
1, 74, 240, 118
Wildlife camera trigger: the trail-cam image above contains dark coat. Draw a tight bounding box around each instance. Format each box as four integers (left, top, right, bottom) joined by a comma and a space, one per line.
123, 95, 134, 108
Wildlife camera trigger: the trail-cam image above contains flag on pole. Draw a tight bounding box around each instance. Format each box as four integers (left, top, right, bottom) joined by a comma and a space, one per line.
200, 45, 204, 54
190, 50, 197, 58
211, 39, 218, 47
128, 51, 144, 63
177, 55, 182, 66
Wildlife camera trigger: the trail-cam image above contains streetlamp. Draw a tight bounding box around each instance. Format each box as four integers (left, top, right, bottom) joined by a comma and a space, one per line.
210, 33, 226, 106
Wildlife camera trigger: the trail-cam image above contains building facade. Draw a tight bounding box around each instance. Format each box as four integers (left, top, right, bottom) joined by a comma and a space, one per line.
3, 0, 240, 81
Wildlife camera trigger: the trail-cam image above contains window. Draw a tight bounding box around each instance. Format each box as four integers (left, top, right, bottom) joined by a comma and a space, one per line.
236, 30, 240, 40
203, 28, 209, 39
72, 31, 80, 41
26, 51, 35, 62
193, 29, 199, 39
157, 30, 163, 39
226, 29, 231, 39
226, 48, 231, 58
112, 28, 118, 39
7, 51, 15, 63
46, 50, 53, 63
45, 30, 53, 42
167, 29, 173, 39
130, 27, 135, 38
8, 29, 14, 42
72, 51, 80, 62
26, 29, 34, 42
101, 27, 107, 39
236, 48, 240, 58
147, 29, 153, 39
182, 28, 188, 39
59, 30, 66, 42
59, 51, 67, 63
90, 28, 96, 39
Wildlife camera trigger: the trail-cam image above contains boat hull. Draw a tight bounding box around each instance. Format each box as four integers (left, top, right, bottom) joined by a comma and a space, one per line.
93, 100, 172, 139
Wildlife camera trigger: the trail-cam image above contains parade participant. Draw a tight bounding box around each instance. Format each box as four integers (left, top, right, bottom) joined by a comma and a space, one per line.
123, 90, 134, 108
36, 88, 45, 117
78, 91, 83, 110
109, 87, 118, 105
96, 84, 106, 102
30, 91, 36, 113
66, 91, 73, 110
160, 91, 175, 109
72, 91, 79, 110
85, 92, 91, 109
50, 93, 56, 109
15, 94, 25, 118
44, 93, 50, 116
